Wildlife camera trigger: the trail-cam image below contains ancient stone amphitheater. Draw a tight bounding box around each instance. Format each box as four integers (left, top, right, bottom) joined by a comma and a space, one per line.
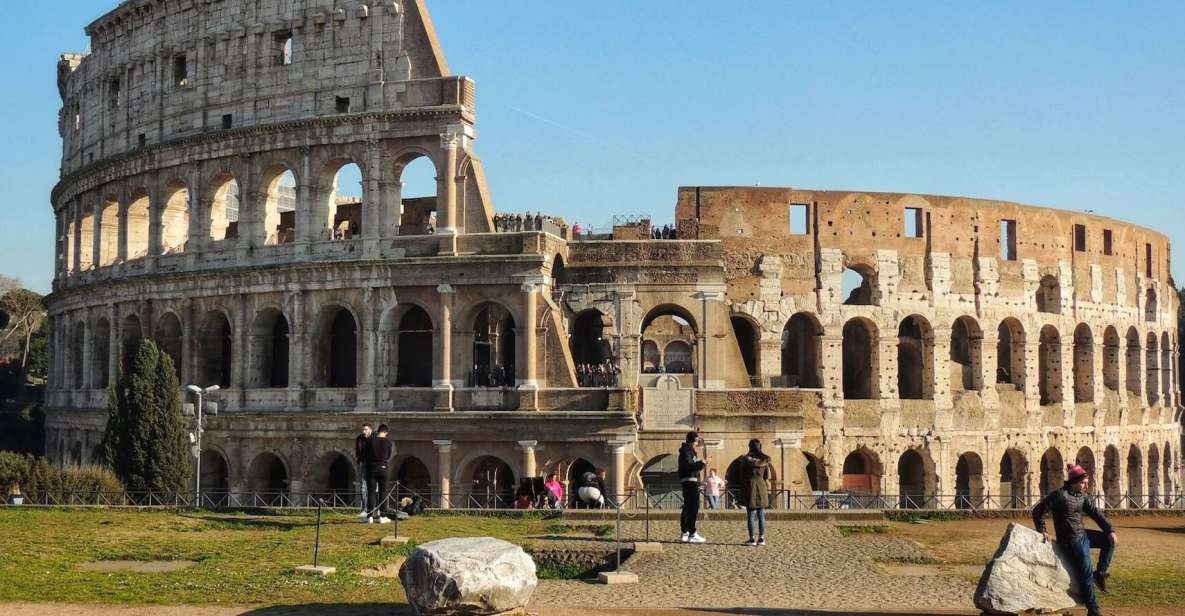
46, 0, 1181, 509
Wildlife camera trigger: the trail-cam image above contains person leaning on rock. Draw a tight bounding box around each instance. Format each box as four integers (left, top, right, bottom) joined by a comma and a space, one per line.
1031, 463, 1116, 616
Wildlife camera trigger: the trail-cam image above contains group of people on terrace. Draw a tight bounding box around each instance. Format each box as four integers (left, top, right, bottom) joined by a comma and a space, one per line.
575, 361, 621, 387
492, 212, 566, 235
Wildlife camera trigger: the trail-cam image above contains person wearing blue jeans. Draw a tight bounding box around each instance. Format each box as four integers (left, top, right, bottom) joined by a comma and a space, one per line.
1032, 463, 1116, 616
741, 439, 771, 546
354, 423, 372, 517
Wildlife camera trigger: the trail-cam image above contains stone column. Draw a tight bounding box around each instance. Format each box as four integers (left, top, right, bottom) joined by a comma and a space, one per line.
931, 328, 952, 409
697, 288, 726, 390
288, 291, 307, 408
105, 304, 118, 390
80, 308, 93, 391
820, 333, 844, 407
437, 127, 461, 237
1022, 340, 1042, 414
607, 440, 630, 507
116, 199, 129, 264
758, 338, 780, 388
774, 432, 804, 509
358, 287, 377, 411
1091, 340, 1107, 406
434, 440, 453, 509
70, 200, 82, 274
434, 284, 455, 411
517, 441, 537, 479
1116, 335, 1129, 405
878, 336, 899, 404
362, 138, 382, 257
296, 146, 317, 249
519, 282, 539, 390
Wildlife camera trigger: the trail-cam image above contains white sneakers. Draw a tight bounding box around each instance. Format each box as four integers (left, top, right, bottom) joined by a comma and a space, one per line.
357, 511, 369, 518
685, 532, 706, 544
366, 516, 374, 524
378, 516, 392, 524
680, 532, 689, 542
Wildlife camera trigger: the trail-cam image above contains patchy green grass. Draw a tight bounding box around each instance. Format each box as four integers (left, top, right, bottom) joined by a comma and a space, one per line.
836, 524, 889, 537
0, 508, 555, 606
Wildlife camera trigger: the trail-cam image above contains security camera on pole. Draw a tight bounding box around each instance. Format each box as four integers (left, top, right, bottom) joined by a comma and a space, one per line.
185, 384, 220, 507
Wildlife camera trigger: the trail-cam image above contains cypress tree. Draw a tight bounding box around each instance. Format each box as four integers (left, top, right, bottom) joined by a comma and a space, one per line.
101, 339, 191, 494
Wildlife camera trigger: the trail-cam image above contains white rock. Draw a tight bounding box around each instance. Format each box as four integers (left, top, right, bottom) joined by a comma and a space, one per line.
974, 522, 1081, 615
398, 536, 537, 615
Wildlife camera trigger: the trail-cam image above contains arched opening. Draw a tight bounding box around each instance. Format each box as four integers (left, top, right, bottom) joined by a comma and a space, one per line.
120, 314, 142, 372
250, 309, 289, 388
1102, 326, 1120, 392
78, 204, 94, 270
1103, 445, 1121, 508
996, 318, 1026, 387
551, 254, 568, 286
247, 453, 289, 501
950, 316, 983, 392
70, 441, 83, 465
261, 167, 297, 245
1038, 325, 1063, 406
803, 452, 828, 492
1161, 332, 1172, 406
641, 340, 660, 373
199, 449, 229, 495
897, 315, 933, 400
395, 155, 438, 235
70, 323, 85, 389
955, 452, 985, 509
62, 218, 75, 273
208, 173, 240, 242
1147, 333, 1160, 406
1075, 446, 1097, 488
566, 458, 596, 507
1073, 323, 1095, 403
1036, 274, 1060, 314
197, 311, 232, 388
322, 161, 363, 240
570, 310, 610, 382
999, 449, 1029, 508
1127, 444, 1144, 506
1039, 447, 1064, 497
1164, 443, 1173, 502
161, 178, 190, 254
396, 307, 433, 387
898, 449, 929, 508
155, 313, 183, 380
469, 456, 515, 508
317, 306, 357, 388
1145, 288, 1158, 323
98, 197, 119, 266
396, 456, 432, 495
91, 318, 110, 389
308, 452, 356, 502
841, 447, 881, 495
1148, 444, 1161, 508
781, 313, 822, 388
126, 192, 150, 259
841, 265, 875, 305
1126, 328, 1142, 396
842, 318, 877, 399
472, 303, 515, 387
640, 307, 697, 376
641, 454, 681, 508
730, 316, 759, 385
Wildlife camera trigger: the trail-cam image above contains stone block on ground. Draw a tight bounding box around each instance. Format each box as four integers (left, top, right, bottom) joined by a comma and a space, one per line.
597, 570, 639, 585
399, 536, 537, 615
631, 541, 662, 553
380, 535, 411, 546
294, 564, 335, 576
973, 522, 1079, 615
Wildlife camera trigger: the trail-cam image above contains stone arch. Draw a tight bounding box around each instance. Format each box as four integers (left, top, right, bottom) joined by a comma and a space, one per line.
640, 305, 698, 376
120, 313, 142, 372
318, 157, 365, 241
98, 196, 120, 266
1125, 327, 1142, 396
395, 456, 432, 495
897, 315, 934, 400
1163, 442, 1173, 501
78, 202, 95, 270
396, 306, 433, 387
641, 340, 660, 373
160, 178, 190, 254
897, 448, 935, 508
199, 448, 230, 495
1127, 444, 1144, 506
1148, 443, 1161, 508
207, 171, 240, 243
730, 315, 760, 384
196, 310, 232, 388
641, 454, 682, 508
1039, 447, 1064, 497
259, 164, 298, 245
999, 448, 1029, 507
950, 316, 983, 392
393, 149, 439, 236
91, 317, 111, 389
841, 446, 883, 495
1102, 326, 1121, 392
1145, 288, 1158, 322
1160, 332, 1172, 406
803, 451, 829, 492
842, 263, 876, 306
465, 455, 515, 508
247, 452, 289, 501
1103, 445, 1122, 508
470, 302, 516, 387
781, 312, 823, 388
1036, 274, 1061, 314
570, 309, 610, 368
663, 341, 693, 374
1075, 446, 1097, 486
1073, 323, 1095, 403
155, 312, 183, 380
843, 317, 878, 399
70, 440, 83, 465
249, 308, 289, 388
955, 451, 985, 509
314, 304, 359, 388
125, 190, 150, 259
307, 450, 356, 502
1146, 332, 1160, 406
996, 318, 1026, 388
1038, 325, 1063, 405
70, 321, 85, 389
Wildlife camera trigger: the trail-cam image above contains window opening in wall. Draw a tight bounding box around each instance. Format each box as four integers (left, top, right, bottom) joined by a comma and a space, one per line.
396, 155, 438, 235
1145, 243, 1153, 277
222, 114, 233, 130
137, 133, 146, 148
788, 203, 809, 235
264, 169, 298, 245
1000, 219, 1017, 261
328, 162, 364, 239
904, 207, 923, 238
108, 78, 120, 110
841, 266, 874, 305
1103, 229, 1113, 256
72, 102, 81, 134
1073, 224, 1087, 252
335, 96, 351, 113
274, 32, 293, 66
173, 54, 188, 87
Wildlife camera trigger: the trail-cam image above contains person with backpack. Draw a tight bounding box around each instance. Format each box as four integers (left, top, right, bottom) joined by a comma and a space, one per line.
575, 469, 605, 509
739, 439, 772, 546
678, 431, 708, 543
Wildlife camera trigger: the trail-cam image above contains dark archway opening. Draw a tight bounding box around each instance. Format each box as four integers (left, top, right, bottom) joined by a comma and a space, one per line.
730, 317, 759, 385
842, 319, 875, 399
470, 456, 515, 508
396, 307, 433, 387
473, 304, 515, 387
781, 313, 822, 388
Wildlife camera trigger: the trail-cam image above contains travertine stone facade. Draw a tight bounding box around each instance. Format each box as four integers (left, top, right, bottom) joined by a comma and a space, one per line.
46, 0, 1181, 509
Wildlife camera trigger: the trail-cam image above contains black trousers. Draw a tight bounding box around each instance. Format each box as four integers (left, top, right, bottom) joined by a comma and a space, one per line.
367, 465, 389, 517
680, 480, 700, 535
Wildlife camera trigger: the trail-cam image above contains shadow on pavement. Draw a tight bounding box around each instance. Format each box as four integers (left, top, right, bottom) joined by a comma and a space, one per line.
240, 604, 414, 616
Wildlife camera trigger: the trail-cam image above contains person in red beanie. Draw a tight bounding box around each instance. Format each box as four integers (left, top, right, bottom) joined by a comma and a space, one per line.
1032, 463, 1117, 616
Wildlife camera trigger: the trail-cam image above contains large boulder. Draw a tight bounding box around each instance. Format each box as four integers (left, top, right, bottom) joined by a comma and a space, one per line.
974, 522, 1080, 615
398, 537, 537, 615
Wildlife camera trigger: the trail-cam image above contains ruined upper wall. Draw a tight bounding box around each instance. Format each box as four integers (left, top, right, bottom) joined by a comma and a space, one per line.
675, 186, 1176, 310
58, 0, 452, 177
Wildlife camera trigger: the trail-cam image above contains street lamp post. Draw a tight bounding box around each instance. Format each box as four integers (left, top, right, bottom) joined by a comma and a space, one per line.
186, 384, 220, 507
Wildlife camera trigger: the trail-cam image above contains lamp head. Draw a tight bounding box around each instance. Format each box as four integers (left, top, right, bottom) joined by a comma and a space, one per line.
186, 385, 202, 395
205, 385, 221, 393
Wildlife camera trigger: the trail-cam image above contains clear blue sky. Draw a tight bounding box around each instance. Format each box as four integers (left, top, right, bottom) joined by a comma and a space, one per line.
3, 1, 1183, 294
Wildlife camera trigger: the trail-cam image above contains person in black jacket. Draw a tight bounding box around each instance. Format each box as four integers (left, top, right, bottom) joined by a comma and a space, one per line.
363, 424, 394, 523
678, 431, 708, 543
1032, 463, 1117, 616
354, 423, 372, 518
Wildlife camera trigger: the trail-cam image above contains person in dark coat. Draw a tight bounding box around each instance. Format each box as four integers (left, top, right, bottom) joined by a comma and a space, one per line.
354, 423, 372, 517
740, 439, 771, 546
363, 424, 394, 523
678, 431, 708, 543
1032, 464, 1116, 616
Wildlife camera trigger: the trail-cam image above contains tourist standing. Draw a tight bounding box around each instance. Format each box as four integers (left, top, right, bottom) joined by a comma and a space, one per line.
678, 431, 707, 543
364, 424, 394, 523
1032, 464, 1116, 616
703, 468, 725, 509
545, 473, 564, 509
354, 423, 372, 518
740, 439, 771, 546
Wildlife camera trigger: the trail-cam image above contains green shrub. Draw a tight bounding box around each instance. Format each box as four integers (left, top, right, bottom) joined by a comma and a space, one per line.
0, 451, 122, 499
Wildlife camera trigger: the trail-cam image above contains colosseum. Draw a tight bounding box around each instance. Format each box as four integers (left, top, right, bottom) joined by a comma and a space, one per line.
45, 0, 1181, 510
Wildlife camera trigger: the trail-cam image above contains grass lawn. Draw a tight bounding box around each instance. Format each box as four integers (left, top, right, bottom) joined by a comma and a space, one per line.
0, 508, 565, 606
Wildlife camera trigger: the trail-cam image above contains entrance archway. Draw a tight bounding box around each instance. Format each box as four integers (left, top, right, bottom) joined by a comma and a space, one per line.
841, 447, 882, 495
641, 454, 682, 509
247, 453, 289, 505
898, 449, 929, 508
1039, 447, 1064, 497
469, 456, 514, 508
999, 449, 1028, 508
955, 452, 985, 509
